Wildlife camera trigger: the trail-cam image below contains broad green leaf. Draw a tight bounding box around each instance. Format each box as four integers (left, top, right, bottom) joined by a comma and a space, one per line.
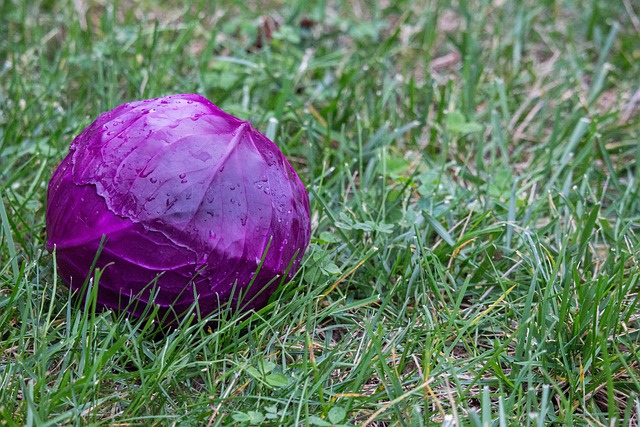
265, 373, 289, 388
309, 416, 333, 427
328, 406, 347, 424
232, 412, 251, 422
322, 262, 342, 275
245, 366, 261, 379
446, 111, 483, 133
247, 411, 265, 424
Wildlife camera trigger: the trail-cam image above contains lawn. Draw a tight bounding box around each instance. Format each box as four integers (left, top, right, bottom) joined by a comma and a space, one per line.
1, 0, 640, 425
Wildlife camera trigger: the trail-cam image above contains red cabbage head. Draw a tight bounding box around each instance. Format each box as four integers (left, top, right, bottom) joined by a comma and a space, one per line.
46, 94, 311, 322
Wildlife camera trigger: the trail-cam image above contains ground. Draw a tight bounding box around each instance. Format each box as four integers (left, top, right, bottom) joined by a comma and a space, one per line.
0, 0, 639, 425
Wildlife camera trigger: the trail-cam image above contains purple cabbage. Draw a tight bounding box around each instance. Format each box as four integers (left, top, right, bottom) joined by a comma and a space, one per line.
46, 94, 311, 322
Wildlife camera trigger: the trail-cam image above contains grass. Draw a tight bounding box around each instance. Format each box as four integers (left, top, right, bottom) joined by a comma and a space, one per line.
1, 0, 640, 425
